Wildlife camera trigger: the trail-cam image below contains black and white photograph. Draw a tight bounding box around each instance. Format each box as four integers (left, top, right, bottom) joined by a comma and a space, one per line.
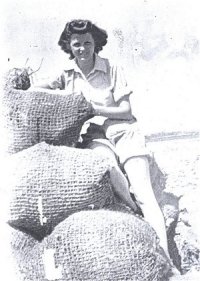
0, 0, 200, 280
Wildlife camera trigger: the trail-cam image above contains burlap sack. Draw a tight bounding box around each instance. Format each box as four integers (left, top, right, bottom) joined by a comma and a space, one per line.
2, 87, 94, 154
0, 222, 39, 281
2, 142, 114, 240
12, 209, 171, 281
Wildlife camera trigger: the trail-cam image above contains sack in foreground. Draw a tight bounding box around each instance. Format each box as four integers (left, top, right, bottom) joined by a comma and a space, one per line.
0, 221, 39, 281
12, 209, 171, 281
2, 142, 114, 239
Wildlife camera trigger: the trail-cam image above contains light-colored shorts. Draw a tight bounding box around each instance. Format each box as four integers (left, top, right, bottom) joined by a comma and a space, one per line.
82, 121, 150, 165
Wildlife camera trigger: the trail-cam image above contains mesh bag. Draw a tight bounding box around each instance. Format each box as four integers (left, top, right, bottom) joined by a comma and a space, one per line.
2, 142, 114, 240
13, 209, 171, 281
0, 222, 39, 281
2, 87, 94, 154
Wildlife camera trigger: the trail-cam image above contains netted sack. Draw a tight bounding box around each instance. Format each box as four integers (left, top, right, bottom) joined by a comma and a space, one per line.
2, 142, 114, 240
0, 221, 39, 281
2, 83, 94, 154
14, 209, 171, 281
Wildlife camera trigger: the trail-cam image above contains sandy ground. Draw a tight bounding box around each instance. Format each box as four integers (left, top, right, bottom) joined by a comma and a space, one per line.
147, 135, 200, 280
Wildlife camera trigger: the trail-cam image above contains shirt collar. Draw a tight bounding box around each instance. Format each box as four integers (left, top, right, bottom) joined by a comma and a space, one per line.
64, 54, 107, 74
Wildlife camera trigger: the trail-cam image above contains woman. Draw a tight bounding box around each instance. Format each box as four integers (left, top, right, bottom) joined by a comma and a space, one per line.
39, 19, 170, 260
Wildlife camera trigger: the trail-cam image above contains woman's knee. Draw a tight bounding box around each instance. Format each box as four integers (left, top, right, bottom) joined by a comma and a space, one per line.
124, 156, 151, 186
124, 156, 159, 203
124, 155, 149, 171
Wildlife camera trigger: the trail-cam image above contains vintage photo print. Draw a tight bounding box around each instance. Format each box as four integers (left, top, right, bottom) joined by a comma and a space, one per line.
0, 0, 200, 280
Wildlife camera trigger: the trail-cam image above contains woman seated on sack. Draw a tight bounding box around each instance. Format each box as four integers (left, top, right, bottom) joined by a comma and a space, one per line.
38, 19, 170, 259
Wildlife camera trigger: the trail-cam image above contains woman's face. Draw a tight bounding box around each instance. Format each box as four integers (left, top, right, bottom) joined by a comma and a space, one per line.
70, 32, 95, 63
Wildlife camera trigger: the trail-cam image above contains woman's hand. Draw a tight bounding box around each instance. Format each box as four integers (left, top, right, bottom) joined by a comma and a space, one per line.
90, 100, 133, 120
90, 102, 102, 116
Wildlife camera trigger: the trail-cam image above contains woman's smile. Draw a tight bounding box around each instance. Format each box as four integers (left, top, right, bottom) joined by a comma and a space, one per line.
70, 33, 95, 63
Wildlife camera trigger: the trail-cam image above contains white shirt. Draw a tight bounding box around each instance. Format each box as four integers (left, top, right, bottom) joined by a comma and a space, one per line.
47, 54, 135, 137
48, 54, 132, 103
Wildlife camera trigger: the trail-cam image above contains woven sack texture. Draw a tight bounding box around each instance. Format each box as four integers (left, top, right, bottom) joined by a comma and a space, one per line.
0, 222, 39, 281
2, 87, 94, 154
2, 142, 114, 240
13, 209, 170, 281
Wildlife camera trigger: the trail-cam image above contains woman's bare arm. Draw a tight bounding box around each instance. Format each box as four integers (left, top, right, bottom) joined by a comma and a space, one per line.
92, 98, 133, 120
32, 83, 52, 89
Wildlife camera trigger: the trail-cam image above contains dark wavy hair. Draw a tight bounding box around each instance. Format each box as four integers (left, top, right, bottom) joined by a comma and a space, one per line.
58, 19, 108, 59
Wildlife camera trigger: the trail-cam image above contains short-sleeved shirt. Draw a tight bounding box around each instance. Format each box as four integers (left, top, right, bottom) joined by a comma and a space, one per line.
46, 54, 136, 140
47, 53, 131, 102
44, 54, 149, 163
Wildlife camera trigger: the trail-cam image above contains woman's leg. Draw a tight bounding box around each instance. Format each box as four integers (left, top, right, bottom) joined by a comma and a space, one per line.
124, 156, 170, 259
88, 142, 137, 212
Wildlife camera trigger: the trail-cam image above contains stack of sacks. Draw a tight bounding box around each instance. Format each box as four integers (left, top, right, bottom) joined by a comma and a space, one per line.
5, 209, 171, 281
2, 142, 114, 240
1, 68, 171, 280
2, 68, 94, 154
